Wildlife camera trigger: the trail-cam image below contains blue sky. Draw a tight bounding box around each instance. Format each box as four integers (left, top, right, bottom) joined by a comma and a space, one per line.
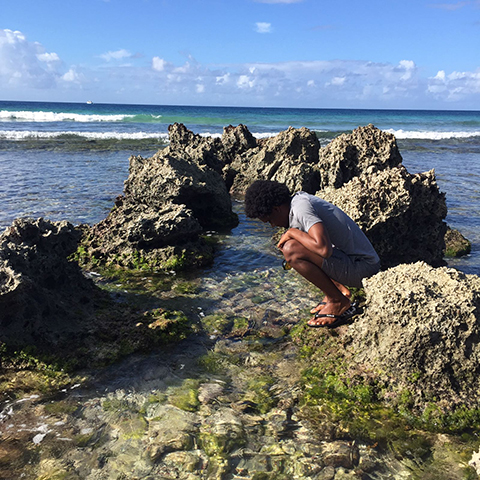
1, 0, 479, 109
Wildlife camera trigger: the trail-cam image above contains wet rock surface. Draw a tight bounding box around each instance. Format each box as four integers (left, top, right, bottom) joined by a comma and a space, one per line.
444, 226, 472, 257
0, 217, 190, 363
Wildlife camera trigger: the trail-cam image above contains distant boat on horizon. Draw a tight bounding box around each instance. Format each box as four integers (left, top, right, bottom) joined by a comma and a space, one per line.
86, 100, 93, 105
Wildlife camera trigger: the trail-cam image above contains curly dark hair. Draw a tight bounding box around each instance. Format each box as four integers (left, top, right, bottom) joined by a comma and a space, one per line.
244, 180, 291, 218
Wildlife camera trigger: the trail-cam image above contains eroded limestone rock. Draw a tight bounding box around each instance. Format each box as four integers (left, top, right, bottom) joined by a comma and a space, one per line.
0, 218, 101, 348
347, 262, 480, 409
321, 166, 447, 267
81, 124, 239, 271
0, 218, 187, 361
318, 123, 403, 189
228, 126, 321, 196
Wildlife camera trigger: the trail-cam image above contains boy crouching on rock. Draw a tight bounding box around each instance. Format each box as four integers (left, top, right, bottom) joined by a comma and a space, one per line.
244, 180, 380, 328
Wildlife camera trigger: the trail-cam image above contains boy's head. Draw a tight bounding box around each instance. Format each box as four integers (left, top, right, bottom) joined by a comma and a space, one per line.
244, 180, 291, 224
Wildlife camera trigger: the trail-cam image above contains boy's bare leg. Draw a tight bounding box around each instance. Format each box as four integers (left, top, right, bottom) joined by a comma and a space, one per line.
280, 239, 351, 325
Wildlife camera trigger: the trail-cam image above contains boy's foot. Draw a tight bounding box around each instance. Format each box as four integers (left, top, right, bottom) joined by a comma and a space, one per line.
310, 299, 326, 314
307, 300, 357, 328
310, 288, 352, 314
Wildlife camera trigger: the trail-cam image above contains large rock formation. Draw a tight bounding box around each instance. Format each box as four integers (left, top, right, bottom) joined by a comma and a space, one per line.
313, 124, 447, 267
227, 126, 321, 196
0, 218, 189, 362
346, 262, 480, 409
320, 166, 447, 268
80, 122, 450, 271
81, 124, 239, 271
223, 122, 447, 268
317, 124, 403, 189
0, 218, 104, 349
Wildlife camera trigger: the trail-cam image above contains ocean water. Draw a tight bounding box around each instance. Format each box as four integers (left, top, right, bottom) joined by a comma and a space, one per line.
1, 100, 479, 274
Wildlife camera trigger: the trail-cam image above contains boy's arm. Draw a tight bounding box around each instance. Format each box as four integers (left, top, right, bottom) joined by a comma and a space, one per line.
277, 222, 333, 259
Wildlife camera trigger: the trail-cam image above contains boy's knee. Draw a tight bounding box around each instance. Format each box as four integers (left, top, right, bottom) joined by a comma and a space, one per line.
281, 239, 303, 261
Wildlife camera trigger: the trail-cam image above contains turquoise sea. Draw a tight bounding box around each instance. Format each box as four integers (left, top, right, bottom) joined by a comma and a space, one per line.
1, 100, 479, 274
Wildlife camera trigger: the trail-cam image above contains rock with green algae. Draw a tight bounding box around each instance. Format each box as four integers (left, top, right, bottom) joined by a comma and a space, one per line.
79, 123, 239, 272
199, 408, 246, 456
346, 261, 480, 411
145, 404, 198, 461
444, 226, 471, 257
0, 218, 99, 349
0, 217, 192, 372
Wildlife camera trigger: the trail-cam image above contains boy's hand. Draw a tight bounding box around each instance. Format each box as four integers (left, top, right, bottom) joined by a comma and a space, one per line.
277, 229, 294, 250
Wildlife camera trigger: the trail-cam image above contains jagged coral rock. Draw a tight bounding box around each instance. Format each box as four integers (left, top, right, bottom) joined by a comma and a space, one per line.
82, 124, 239, 271
321, 166, 447, 267
347, 262, 480, 409
0, 218, 190, 361
228, 126, 321, 195
318, 124, 403, 189
0, 218, 102, 348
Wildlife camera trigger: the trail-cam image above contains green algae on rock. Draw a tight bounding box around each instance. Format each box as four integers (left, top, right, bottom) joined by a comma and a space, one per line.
444, 226, 472, 258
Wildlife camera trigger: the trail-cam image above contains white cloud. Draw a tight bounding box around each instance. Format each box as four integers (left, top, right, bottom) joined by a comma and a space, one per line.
0, 28, 63, 88
237, 75, 255, 89
61, 68, 85, 84
2, 28, 479, 109
216, 73, 230, 85
427, 68, 480, 101
37, 52, 60, 63
326, 76, 346, 87
99, 49, 131, 62
397, 59, 416, 81
152, 56, 168, 72
255, 22, 272, 33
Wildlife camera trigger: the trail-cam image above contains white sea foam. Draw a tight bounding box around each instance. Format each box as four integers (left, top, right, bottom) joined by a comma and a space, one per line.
0, 110, 134, 122
0, 129, 276, 142
0, 130, 169, 141
386, 129, 480, 140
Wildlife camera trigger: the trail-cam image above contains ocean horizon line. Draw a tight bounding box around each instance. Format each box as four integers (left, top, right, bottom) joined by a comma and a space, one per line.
1, 99, 480, 114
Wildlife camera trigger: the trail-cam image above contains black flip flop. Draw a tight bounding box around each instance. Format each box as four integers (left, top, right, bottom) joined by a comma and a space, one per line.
307, 304, 359, 329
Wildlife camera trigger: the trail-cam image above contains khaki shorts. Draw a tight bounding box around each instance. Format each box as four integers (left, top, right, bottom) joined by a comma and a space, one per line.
322, 248, 380, 288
